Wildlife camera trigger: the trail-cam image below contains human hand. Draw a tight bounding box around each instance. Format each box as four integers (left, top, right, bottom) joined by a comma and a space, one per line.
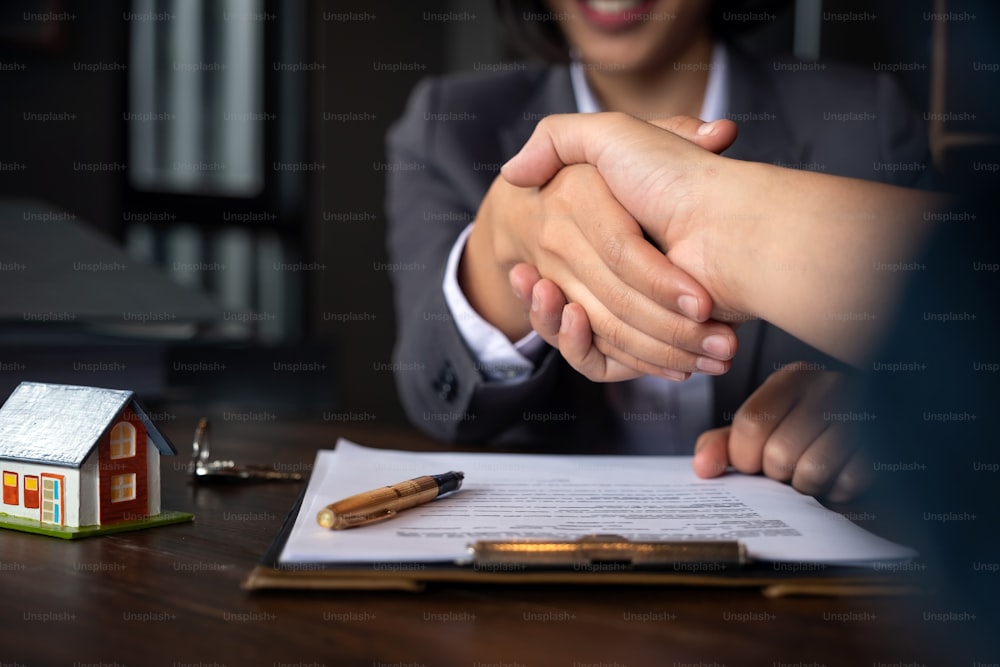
501, 112, 749, 323
501, 112, 947, 368
691, 362, 873, 502
464, 115, 739, 382
507, 262, 737, 382
501, 115, 740, 381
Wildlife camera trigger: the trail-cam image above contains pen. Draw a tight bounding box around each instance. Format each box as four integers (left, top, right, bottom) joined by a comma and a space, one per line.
317, 471, 464, 529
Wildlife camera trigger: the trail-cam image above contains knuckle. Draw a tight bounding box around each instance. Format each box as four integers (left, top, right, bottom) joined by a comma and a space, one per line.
762, 435, 799, 481
828, 468, 870, 501
645, 265, 676, 308
660, 347, 698, 373
535, 218, 566, 256
668, 316, 705, 352
601, 232, 630, 272
792, 454, 834, 496
593, 336, 651, 379
531, 308, 560, 335
731, 404, 774, 444
605, 281, 637, 316
565, 347, 602, 381
595, 314, 628, 351
828, 450, 873, 501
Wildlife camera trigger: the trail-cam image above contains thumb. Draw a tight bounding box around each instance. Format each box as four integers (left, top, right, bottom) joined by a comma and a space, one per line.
648, 116, 738, 155
502, 112, 634, 188
508, 262, 542, 312
692, 426, 733, 478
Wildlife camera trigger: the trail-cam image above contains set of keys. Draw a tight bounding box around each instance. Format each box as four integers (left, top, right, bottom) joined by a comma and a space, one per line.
189, 418, 304, 482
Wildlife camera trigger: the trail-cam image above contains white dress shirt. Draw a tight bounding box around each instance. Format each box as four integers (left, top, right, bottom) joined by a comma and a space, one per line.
441, 44, 730, 453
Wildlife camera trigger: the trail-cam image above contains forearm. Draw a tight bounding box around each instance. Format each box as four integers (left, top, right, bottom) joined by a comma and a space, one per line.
500, 111, 947, 367
705, 160, 944, 364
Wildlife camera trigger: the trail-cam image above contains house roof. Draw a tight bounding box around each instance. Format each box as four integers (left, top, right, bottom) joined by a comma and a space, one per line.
0, 382, 177, 467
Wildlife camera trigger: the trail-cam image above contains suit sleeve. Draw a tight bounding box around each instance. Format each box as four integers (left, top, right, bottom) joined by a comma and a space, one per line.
383, 77, 569, 444
873, 73, 942, 190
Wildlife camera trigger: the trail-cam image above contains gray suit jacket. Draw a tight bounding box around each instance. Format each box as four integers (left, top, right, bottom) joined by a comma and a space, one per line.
384, 44, 935, 447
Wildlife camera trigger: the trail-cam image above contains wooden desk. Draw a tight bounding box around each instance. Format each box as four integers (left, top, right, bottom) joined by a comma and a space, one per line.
0, 416, 958, 665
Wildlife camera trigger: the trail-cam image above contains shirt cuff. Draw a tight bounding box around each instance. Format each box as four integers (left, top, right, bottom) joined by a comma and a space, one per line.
442, 224, 548, 383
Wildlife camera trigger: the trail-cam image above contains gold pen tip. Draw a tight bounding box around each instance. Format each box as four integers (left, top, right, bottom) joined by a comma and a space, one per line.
317, 509, 335, 529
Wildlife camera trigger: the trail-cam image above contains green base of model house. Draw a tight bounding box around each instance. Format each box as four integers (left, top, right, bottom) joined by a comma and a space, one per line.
0, 509, 194, 539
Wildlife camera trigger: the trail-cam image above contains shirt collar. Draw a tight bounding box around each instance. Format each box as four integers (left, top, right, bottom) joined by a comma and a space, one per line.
569, 41, 729, 121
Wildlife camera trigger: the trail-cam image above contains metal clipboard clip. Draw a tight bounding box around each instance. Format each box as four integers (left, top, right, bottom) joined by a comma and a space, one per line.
469, 535, 747, 569
190, 418, 304, 483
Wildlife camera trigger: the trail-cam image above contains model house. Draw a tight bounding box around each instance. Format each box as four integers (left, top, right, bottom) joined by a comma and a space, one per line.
0, 381, 177, 529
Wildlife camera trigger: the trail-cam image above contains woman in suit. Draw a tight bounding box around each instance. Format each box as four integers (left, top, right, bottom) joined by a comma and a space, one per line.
384, 0, 935, 498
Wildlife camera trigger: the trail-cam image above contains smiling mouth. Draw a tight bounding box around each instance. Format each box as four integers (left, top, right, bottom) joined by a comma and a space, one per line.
576, 0, 660, 30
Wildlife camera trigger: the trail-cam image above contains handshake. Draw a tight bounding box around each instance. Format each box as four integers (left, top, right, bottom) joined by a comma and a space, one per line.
464, 112, 942, 500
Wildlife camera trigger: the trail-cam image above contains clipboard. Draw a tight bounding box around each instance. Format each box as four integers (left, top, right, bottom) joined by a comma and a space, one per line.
242, 487, 926, 597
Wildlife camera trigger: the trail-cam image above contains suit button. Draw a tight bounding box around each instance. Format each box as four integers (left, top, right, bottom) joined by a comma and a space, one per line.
433, 361, 458, 402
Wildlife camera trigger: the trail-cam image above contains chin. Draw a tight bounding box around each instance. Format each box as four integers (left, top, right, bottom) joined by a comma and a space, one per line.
557, 0, 709, 70
575, 33, 675, 73
577, 50, 652, 74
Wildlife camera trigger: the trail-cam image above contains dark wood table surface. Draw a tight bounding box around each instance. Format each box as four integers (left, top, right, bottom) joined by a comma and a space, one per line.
0, 414, 964, 666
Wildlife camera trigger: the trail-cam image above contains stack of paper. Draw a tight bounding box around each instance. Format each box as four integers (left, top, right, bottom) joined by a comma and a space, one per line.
279, 440, 915, 566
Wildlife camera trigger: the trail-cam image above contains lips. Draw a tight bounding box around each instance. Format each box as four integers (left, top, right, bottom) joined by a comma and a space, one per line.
576, 0, 660, 30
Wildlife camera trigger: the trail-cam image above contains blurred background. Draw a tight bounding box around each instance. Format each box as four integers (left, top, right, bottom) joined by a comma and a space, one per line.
0, 0, 996, 428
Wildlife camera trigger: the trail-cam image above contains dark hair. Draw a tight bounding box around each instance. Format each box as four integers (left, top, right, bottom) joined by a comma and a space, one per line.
494, 0, 793, 62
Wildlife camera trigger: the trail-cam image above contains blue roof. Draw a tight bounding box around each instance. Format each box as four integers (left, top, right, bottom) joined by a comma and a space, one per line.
0, 382, 176, 467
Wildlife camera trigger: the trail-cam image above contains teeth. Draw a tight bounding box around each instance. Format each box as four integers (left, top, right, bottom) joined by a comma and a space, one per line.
583, 0, 646, 14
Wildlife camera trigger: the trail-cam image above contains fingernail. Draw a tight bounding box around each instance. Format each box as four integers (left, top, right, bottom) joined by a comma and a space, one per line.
531, 293, 540, 312
697, 120, 718, 136
559, 305, 573, 333
696, 356, 727, 375
678, 295, 700, 320
662, 369, 688, 382
511, 284, 523, 301
702, 335, 732, 359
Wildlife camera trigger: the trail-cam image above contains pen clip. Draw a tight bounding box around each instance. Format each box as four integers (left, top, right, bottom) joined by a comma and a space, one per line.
340, 509, 398, 528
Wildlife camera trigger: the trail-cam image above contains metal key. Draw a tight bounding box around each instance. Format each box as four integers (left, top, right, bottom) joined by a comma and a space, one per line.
190, 418, 304, 482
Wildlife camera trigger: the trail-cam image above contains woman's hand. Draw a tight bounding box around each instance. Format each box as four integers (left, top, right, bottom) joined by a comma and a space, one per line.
460, 114, 739, 382
692, 362, 873, 502
501, 112, 749, 323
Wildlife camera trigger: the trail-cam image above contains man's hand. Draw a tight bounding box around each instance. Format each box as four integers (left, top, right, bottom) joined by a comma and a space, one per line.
691, 362, 873, 501
496, 115, 740, 381
501, 111, 946, 367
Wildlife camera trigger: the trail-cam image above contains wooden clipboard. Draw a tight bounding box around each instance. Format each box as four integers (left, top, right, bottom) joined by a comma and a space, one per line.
242, 488, 927, 597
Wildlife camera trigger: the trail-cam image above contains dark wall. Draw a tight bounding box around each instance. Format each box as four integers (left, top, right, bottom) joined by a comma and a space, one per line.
307, 0, 504, 425
0, 0, 128, 235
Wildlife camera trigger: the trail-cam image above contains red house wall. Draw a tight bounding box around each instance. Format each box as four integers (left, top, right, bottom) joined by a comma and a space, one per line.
97, 406, 149, 524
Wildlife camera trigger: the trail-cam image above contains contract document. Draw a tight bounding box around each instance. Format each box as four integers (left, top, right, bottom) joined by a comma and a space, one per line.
279, 440, 915, 566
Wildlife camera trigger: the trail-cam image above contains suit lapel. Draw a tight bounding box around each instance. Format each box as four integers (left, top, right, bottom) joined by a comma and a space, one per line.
498, 65, 577, 161
722, 45, 800, 165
